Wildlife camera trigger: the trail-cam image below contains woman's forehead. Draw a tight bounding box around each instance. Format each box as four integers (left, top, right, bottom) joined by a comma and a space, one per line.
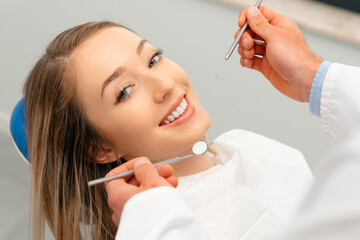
77, 27, 142, 53
72, 26, 145, 73
70, 26, 146, 109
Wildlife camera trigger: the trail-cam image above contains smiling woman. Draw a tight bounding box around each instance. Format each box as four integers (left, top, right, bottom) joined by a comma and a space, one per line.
72, 26, 211, 165
24, 21, 313, 240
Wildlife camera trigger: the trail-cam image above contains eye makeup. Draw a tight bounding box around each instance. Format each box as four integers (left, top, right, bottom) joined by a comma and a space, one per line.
115, 84, 135, 103
149, 48, 163, 68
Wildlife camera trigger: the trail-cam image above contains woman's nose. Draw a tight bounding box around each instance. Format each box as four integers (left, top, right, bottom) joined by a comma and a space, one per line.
150, 74, 175, 103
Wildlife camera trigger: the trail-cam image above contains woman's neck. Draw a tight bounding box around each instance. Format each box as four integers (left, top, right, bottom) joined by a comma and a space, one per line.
171, 153, 216, 178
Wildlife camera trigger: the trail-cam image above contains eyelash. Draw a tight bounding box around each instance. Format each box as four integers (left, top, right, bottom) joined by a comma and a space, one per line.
116, 84, 134, 103
149, 48, 163, 68
116, 48, 164, 103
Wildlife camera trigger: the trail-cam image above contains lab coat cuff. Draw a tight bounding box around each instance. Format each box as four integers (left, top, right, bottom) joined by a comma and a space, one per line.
309, 60, 332, 117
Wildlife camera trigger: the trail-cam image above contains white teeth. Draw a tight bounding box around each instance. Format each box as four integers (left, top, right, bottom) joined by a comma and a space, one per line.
172, 111, 180, 118
180, 101, 187, 109
162, 97, 188, 126
176, 106, 184, 115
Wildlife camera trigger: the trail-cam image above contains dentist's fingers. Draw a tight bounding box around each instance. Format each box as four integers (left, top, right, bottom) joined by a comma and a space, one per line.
132, 163, 177, 187
238, 41, 265, 68
156, 164, 174, 178
240, 53, 266, 72
105, 175, 138, 218
105, 157, 177, 188
127, 177, 140, 186
119, 162, 177, 188
156, 164, 178, 187
238, 31, 266, 59
239, 43, 265, 60
238, 9, 247, 29
235, 26, 255, 50
165, 175, 179, 188
238, 46, 256, 59
105, 157, 176, 221
238, 6, 271, 27
237, 32, 255, 59
239, 31, 254, 50
240, 57, 255, 69
105, 157, 141, 182
133, 158, 173, 189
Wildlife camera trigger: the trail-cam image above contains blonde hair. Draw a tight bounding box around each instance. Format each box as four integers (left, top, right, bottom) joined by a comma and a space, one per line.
24, 21, 131, 240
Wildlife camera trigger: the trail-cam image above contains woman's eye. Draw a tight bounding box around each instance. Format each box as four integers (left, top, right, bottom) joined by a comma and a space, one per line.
149, 55, 160, 68
117, 86, 133, 103
149, 48, 163, 68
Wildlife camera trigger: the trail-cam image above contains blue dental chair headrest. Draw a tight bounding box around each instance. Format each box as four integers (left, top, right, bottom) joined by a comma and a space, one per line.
10, 98, 29, 163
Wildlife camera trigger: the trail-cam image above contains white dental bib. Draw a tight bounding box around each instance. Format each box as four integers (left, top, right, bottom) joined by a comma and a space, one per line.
177, 129, 313, 240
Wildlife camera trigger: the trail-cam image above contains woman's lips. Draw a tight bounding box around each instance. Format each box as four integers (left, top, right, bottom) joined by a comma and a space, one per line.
159, 95, 195, 128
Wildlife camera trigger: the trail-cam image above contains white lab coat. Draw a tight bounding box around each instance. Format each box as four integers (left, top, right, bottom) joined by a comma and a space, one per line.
115, 63, 360, 240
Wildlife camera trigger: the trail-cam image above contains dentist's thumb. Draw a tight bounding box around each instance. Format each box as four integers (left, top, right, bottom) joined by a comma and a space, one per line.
246, 7, 274, 41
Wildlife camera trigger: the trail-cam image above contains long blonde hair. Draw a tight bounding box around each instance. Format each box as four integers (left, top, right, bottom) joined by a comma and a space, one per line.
24, 21, 130, 239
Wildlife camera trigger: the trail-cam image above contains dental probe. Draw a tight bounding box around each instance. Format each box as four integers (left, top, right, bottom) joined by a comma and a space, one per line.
215, 0, 263, 79
87, 141, 208, 187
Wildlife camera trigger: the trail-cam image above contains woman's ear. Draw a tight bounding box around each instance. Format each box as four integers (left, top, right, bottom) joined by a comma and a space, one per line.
96, 146, 119, 164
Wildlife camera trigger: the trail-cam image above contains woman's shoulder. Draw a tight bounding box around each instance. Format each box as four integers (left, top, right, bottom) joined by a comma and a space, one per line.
213, 129, 309, 171
214, 129, 296, 148
213, 129, 313, 201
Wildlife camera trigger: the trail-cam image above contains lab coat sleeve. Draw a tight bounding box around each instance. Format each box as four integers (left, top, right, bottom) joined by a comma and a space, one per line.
320, 63, 360, 143
271, 129, 360, 240
271, 63, 360, 240
115, 186, 210, 240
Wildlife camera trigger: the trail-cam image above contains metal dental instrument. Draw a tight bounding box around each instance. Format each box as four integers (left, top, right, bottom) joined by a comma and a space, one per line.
215, 0, 263, 79
88, 141, 208, 187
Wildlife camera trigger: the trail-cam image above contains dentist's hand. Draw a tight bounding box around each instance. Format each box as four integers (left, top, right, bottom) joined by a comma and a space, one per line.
237, 6, 323, 102
105, 157, 178, 225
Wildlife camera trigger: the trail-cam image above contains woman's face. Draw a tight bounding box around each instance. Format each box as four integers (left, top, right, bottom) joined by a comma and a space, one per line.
72, 27, 211, 163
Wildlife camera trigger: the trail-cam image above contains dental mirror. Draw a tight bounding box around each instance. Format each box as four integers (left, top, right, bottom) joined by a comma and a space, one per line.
88, 140, 208, 187
192, 140, 208, 155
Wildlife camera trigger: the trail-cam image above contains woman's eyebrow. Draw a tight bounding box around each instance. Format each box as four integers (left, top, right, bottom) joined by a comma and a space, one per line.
137, 39, 147, 55
101, 67, 126, 98
101, 39, 148, 99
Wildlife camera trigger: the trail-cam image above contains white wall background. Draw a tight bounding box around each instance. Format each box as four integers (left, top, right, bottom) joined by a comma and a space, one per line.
1, 0, 360, 239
